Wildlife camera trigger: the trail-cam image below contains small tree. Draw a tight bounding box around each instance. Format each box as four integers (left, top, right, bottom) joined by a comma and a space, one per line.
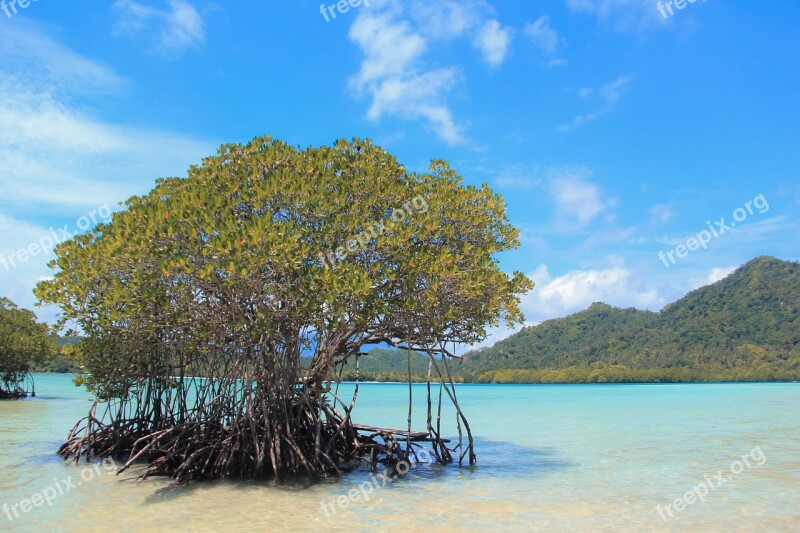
36, 136, 532, 482
0, 297, 56, 398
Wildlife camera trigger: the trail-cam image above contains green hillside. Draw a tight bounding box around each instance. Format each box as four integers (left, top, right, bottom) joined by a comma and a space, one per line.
342, 348, 430, 373
460, 256, 800, 383
31, 336, 84, 373
56, 336, 82, 348
337, 347, 435, 382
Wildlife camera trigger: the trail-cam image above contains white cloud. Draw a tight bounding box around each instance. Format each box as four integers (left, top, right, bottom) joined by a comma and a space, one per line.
534, 264, 662, 314
650, 203, 677, 225
527, 266, 662, 318
113, 0, 205, 57
407, 0, 486, 40
473, 19, 512, 67
559, 75, 633, 131
706, 266, 737, 284
491, 165, 616, 231
348, 12, 464, 145
467, 263, 665, 350
524, 16, 566, 65
549, 173, 611, 229
687, 265, 737, 290
347, 0, 507, 145
347, 14, 426, 86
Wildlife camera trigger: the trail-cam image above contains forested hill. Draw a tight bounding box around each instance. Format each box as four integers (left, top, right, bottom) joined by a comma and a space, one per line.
460, 256, 800, 383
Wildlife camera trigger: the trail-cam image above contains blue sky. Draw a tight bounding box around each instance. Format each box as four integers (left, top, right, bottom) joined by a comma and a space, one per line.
1, 0, 798, 345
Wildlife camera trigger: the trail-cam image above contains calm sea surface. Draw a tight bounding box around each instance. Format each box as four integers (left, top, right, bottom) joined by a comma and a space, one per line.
0, 374, 798, 532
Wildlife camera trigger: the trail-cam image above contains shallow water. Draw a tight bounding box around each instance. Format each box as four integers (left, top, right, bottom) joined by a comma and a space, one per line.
1, 374, 798, 532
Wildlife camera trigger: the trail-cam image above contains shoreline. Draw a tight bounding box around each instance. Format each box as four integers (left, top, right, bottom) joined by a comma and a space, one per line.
29, 372, 799, 386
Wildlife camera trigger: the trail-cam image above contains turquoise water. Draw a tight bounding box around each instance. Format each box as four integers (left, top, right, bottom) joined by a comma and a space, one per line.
1, 374, 798, 532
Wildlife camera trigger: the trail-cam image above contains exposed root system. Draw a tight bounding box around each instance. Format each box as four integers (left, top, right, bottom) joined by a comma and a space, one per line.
59, 346, 475, 484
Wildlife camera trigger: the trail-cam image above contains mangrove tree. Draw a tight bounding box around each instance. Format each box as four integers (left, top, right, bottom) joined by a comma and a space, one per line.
36, 136, 532, 483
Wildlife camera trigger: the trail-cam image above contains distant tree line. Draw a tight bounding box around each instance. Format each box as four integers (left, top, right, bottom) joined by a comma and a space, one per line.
0, 297, 56, 398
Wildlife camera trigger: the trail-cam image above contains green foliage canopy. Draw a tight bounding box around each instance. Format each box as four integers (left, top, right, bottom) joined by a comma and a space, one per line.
0, 297, 56, 395
36, 136, 532, 393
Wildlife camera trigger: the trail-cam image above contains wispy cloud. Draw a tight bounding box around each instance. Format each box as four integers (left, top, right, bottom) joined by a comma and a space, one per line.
549, 171, 613, 230
582, 226, 641, 249
566, 0, 666, 31
0, 27, 214, 210
407, 0, 486, 39
559, 74, 633, 131
650, 203, 677, 225
491, 163, 545, 190
113, 0, 205, 57
601, 75, 633, 104
0, 23, 217, 320
524, 16, 567, 66
473, 19, 512, 67
495, 176, 541, 189
0, 25, 123, 94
